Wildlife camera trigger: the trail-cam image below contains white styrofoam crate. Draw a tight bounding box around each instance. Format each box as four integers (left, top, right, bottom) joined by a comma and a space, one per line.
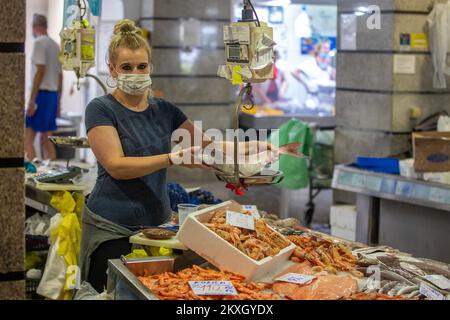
330, 205, 357, 231
331, 226, 356, 242
176, 201, 296, 281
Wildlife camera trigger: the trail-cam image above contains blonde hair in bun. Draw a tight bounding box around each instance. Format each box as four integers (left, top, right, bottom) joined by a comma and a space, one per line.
108, 19, 151, 65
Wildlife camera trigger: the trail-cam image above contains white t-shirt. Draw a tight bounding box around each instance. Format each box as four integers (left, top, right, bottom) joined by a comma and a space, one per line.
297, 58, 335, 93
31, 35, 62, 91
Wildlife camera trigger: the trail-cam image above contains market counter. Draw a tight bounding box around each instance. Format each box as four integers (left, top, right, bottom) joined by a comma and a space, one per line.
25, 184, 58, 216
107, 253, 207, 300
332, 164, 450, 263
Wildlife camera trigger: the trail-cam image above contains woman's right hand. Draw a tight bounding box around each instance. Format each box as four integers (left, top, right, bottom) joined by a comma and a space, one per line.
26, 101, 36, 117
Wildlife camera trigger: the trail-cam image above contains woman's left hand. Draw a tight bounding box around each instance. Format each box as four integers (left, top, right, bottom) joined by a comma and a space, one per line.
169, 146, 215, 170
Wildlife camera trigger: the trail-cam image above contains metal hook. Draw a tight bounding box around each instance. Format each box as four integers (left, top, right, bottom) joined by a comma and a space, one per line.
427, 0, 436, 12
242, 83, 255, 111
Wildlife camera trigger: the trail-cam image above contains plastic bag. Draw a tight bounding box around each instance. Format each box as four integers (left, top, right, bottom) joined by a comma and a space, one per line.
269, 119, 312, 189
38, 192, 83, 300
427, 1, 450, 89
144, 246, 173, 257
73, 281, 111, 300
25, 213, 51, 236
124, 249, 148, 259
36, 235, 67, 300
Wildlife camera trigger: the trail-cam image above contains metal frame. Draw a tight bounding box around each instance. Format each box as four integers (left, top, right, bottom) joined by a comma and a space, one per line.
332, 164, 450, 212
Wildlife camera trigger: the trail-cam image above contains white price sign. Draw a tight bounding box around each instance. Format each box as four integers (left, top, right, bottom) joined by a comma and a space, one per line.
419, 283, 446, 300
275, 273, 316, 285
423, 275, 450, 290
226, 210, 255, 230
189, 281, 237, 296
242, 205, 261, 219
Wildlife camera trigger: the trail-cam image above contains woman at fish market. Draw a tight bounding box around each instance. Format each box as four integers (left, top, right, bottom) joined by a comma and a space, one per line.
80, 19, 277, 293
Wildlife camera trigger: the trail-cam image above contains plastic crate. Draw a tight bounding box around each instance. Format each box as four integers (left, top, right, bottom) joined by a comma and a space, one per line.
26, 235, 50, 251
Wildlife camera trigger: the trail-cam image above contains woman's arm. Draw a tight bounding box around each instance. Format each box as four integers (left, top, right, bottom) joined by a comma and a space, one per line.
88, 125, 196, 180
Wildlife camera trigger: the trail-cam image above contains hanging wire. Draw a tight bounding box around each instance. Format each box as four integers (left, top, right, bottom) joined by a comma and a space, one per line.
247, 0, 261, 27
241, 83, 255, 111
78, 0, 87, 21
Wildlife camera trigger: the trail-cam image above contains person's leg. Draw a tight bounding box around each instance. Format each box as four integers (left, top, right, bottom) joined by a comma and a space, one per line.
87, 238, 132, 293
25, 128, 37, 160
41, 131, 56, 160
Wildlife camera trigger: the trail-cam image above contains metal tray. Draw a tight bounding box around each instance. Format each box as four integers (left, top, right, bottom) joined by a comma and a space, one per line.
215, 170, 284, 186
107, 256, 175, 300
107, 252, 207, 300
48, 136, 90, 148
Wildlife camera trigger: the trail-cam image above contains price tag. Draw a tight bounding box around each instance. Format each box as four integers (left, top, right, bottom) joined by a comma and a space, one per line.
189, 281, 237, 296
226, 210, 255, 230
419, 283, 446, 300
275, 273, 316, 285
242, 205, 261, 219
423, 275, 450, 290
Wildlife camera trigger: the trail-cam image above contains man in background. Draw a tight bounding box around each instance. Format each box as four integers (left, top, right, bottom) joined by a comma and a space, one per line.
25, 14, 63, 161
291, 40, 336, 93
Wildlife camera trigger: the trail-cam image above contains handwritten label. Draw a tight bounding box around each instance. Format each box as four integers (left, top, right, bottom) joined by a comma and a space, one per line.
275, 273, 315, 285
189, 281, 237, 296
226, 210, 255, 230
242, 205, 261, 219
419, 283, 446, 300
423, 275, 450, 290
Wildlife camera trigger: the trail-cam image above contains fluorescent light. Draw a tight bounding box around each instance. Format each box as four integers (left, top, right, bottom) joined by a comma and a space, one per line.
354, 6, 367, 16
260, 0, 292, 7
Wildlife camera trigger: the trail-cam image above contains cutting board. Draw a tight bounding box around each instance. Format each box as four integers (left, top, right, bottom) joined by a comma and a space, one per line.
130, 233, 188, 250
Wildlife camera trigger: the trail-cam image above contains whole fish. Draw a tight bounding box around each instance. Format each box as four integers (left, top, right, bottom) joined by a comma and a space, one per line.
204, 142, 305, 177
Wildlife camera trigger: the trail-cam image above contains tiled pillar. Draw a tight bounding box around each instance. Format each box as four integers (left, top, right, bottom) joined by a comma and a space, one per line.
140, 0, 235, 183
335, 0, 450, 203
0, 0, 26, 299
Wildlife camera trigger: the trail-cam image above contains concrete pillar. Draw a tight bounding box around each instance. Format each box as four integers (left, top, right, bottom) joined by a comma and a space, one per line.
0, 0, 26, 300
335, 0, 450, 203
140, 0, 235, 183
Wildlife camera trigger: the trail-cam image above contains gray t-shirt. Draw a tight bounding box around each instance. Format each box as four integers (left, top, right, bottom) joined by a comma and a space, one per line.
31, 35, 62, 91
84, 94, 187, 230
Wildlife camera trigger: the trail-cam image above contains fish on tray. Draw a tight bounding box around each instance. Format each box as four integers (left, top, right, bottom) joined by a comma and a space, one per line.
202, 142, 305, 178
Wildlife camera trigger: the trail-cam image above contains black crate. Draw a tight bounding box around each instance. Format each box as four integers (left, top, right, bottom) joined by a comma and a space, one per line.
25, 278, 41, 293
26, 235, 50, 251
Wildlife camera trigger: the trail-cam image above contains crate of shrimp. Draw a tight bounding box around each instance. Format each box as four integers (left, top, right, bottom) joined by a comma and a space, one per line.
176, 201, 296, 281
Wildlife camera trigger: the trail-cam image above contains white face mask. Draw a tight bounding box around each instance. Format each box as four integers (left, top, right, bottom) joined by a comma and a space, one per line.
117, 73, 152, 95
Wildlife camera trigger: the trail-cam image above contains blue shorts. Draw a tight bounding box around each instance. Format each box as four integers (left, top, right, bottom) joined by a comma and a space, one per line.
26, 90, 58, 132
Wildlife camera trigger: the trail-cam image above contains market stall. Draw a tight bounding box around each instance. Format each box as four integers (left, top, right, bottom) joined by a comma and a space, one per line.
332, 164, 450, 263
105, 201, 450, 301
